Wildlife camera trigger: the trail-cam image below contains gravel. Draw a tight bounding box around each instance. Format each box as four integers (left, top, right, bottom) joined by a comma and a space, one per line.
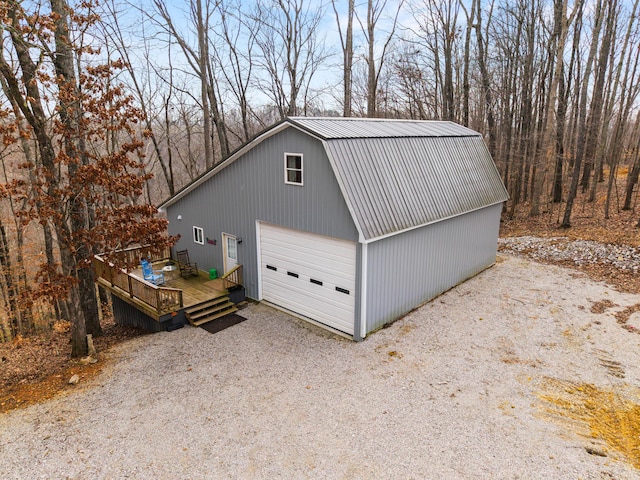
2, 255, 640, 479
500, 236, 640, 272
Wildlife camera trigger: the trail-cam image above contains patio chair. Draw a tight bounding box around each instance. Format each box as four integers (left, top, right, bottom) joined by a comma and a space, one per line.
176, 249, 198, 279
141, 259, 165, 285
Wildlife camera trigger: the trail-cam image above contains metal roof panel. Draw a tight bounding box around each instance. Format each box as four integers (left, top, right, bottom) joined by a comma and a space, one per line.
325, 135, 509, 240
290, 117, 479, 139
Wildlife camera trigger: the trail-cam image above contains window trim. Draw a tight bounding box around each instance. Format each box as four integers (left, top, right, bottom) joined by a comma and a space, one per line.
284, 152, 303, 186
193, 226, 204, 245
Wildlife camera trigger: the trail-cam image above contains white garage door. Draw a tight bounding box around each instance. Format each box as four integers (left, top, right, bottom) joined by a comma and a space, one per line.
259, 223, 356, 335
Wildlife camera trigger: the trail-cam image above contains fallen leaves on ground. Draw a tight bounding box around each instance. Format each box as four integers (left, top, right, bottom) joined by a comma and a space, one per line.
590, 300, 619, 314
500, 206, 640, 295
0, 319, 146, 414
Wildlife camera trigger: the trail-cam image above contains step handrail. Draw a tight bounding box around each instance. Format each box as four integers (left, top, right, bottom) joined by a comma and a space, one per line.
221, 264, 243, 290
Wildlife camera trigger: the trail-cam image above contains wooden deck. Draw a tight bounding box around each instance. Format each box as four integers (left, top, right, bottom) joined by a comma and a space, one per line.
130, 263, 228, 309
95, 246, 244, 330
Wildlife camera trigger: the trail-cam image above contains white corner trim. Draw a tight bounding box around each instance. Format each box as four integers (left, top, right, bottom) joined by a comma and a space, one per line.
360, 242, 368, 339
255, 220, 263, 301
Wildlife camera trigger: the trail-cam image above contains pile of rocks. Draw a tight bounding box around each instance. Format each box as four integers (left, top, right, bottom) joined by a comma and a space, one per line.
499, 236, 640, 273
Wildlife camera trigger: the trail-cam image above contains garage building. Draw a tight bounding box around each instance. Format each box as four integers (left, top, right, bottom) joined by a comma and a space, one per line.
159, 117, 509, 340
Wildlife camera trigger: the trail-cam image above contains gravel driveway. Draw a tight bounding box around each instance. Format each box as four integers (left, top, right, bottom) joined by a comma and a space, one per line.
2, 255, 640, 479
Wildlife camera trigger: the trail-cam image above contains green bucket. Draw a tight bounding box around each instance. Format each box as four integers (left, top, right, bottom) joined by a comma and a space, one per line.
209, 268, 218, 280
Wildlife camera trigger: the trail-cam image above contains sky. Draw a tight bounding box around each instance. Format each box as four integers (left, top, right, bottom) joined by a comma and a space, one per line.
96, 0, 412, 112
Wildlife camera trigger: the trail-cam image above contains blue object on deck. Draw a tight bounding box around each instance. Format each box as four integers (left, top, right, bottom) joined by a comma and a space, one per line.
141, 259, 165, 285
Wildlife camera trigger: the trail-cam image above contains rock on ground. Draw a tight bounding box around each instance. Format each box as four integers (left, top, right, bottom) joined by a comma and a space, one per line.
500, 236, 640, 272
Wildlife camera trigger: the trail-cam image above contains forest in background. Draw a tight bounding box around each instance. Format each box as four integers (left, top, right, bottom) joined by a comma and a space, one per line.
1, 0, 640, 352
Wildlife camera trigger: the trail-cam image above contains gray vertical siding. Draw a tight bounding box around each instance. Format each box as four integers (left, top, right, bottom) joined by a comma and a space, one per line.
165, 127, 358, 300
364, 203, 503, 334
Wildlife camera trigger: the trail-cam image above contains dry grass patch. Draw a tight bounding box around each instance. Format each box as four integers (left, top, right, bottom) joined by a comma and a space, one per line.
538, 377, 640, 469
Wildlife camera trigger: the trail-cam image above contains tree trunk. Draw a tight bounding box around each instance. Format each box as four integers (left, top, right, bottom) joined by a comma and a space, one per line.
332, 0, 355, 117
196, 0, 214, 168
344, 0, 354, 117
366, 0, 376, 117
624, 148, 640, 210
474, 0, 497, 157
0, 222, 20, 336
460, 0, 475, 127
579, 0, 615, 193
603, 0, 639, 216
51, 0, 100, 343
561, 0, 604, 228
552, 62, 568, 203
530, 0, 571, 216
206, 63, 230, 158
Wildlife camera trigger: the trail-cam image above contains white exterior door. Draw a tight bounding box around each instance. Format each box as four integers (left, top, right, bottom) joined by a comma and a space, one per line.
259, 222, 356, 335
222, 233, 238, 273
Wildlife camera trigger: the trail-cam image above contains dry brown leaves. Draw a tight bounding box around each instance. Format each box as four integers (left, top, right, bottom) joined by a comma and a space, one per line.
501, 202, 640, 248
501, 202, 640, 295
613, 304, 640, 334
590, 299, 619, 314
0, 318, 146, 414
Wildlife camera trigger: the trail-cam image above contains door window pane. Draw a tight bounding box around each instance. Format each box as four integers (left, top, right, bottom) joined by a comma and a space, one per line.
227, 237, 237, 260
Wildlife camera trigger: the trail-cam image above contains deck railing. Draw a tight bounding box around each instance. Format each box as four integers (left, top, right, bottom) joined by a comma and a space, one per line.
221, 264, 243, 290
104, 244, 172, 268
93, 249, 183, 315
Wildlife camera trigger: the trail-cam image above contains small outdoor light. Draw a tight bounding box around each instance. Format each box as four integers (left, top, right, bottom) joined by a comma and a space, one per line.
177, 214, 182, 221
237, 237, 242, 244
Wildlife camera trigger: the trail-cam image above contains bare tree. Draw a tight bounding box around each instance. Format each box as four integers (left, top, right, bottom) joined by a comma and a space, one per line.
100, 1, 176, 196
252, 0, 329, 119
602, 0, 640, 217
153, 0, 229, 166
561, 0, 605, 228
459, 0, 476, 127
358, 0, 404, 118
529, 0, 580, 216
212, 0, 260, 143
332, 0, 355, 117
474, 0, 497, 156
578, 0, 617, 194
409, 0, 460, 121
623, 114, 640, 212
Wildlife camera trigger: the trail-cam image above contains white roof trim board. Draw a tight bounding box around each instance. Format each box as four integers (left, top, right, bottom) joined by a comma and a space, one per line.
159, 117, 509, 243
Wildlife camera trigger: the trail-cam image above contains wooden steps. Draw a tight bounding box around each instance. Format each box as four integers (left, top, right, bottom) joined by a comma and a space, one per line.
185, 295, 238, 327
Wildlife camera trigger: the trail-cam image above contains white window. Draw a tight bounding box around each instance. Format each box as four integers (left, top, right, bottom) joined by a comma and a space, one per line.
193, 226, 204, 245
284, 153, 303, 185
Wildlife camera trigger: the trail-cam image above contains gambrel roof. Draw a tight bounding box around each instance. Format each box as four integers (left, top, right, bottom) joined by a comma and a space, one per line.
159, 117, 509, 243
